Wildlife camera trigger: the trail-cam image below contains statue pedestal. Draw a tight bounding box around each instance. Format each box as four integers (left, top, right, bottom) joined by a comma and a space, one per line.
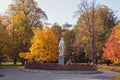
58, 55, 64, 65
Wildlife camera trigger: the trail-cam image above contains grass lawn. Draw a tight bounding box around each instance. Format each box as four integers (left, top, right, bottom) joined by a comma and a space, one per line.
0, 62, 23, 69
112, 74, 120, 80
98, 64, 120, 72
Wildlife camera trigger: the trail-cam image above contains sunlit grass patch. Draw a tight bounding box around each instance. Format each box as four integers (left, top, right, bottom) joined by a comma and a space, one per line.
98, 64, 120, 72
112, 74, 120, 80
0, 62, 23, 69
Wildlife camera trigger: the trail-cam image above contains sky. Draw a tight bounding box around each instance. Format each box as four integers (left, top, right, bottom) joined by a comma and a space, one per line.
0, 0, 120, 26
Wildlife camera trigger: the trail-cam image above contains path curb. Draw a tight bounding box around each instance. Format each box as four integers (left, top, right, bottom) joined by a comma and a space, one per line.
20, 68, 102, 74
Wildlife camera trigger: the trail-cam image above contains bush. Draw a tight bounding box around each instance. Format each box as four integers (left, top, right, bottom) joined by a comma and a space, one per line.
25, 62, 97, 71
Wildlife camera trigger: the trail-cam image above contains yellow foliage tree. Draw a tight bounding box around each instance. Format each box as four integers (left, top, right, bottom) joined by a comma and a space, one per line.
19, 52, 27, 58
19, 52, 33, 60
29, 27, 59, 62
7, 12, 33, 64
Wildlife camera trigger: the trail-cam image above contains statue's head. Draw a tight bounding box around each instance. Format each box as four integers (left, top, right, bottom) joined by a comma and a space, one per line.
61, 37, 64, 41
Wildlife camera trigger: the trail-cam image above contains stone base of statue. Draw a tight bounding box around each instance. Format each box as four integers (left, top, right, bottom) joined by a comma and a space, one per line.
58, 55, 64, 65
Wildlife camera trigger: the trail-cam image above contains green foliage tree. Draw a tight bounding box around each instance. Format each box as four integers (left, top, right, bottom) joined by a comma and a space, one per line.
95, 6, 117, 61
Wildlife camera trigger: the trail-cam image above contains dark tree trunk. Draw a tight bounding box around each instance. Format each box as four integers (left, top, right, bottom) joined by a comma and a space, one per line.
21, 58, 25, 65
0, 60, 1, 64
107, 60, 110, 66
0, 58, 2, 64
13, 58, 17, 65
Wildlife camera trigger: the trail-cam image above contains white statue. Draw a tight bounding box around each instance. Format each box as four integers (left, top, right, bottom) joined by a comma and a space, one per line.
58, 37, 64, 56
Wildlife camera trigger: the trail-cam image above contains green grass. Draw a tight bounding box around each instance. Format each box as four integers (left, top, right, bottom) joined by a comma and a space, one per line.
0, 62, 23, 69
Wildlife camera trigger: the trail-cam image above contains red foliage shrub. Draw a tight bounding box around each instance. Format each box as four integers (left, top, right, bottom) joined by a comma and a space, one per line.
25, 62, 97, 71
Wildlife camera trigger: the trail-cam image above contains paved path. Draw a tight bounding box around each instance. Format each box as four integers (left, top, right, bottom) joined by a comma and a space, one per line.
0, 68, 119, 80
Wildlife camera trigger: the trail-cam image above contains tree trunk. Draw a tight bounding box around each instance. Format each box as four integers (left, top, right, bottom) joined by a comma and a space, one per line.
0, 60, 1, 64
21, 58, 25, 65
13, 58, 17, 65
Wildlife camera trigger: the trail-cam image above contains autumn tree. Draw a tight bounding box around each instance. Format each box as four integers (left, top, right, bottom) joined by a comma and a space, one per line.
103, 24, 120, 64
51, 23, 62, 41
74, 0, 99, 62
96, 6, 117, 55
7, 0, 47, 28
29, 27, 59, 62
74, 0, 117, 62
4, 0, 47, 64
0, 15, 4, 63
62, 29, 75, 61
19, 52, 31, 65
7, 12, 34, 64
0, 15, 9, 64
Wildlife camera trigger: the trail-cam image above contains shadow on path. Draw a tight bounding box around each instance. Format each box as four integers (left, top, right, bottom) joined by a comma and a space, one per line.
91, 75, 112, 80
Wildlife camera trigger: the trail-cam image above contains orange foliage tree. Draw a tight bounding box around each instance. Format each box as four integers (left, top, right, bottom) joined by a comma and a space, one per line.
102, 24, 120, 63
